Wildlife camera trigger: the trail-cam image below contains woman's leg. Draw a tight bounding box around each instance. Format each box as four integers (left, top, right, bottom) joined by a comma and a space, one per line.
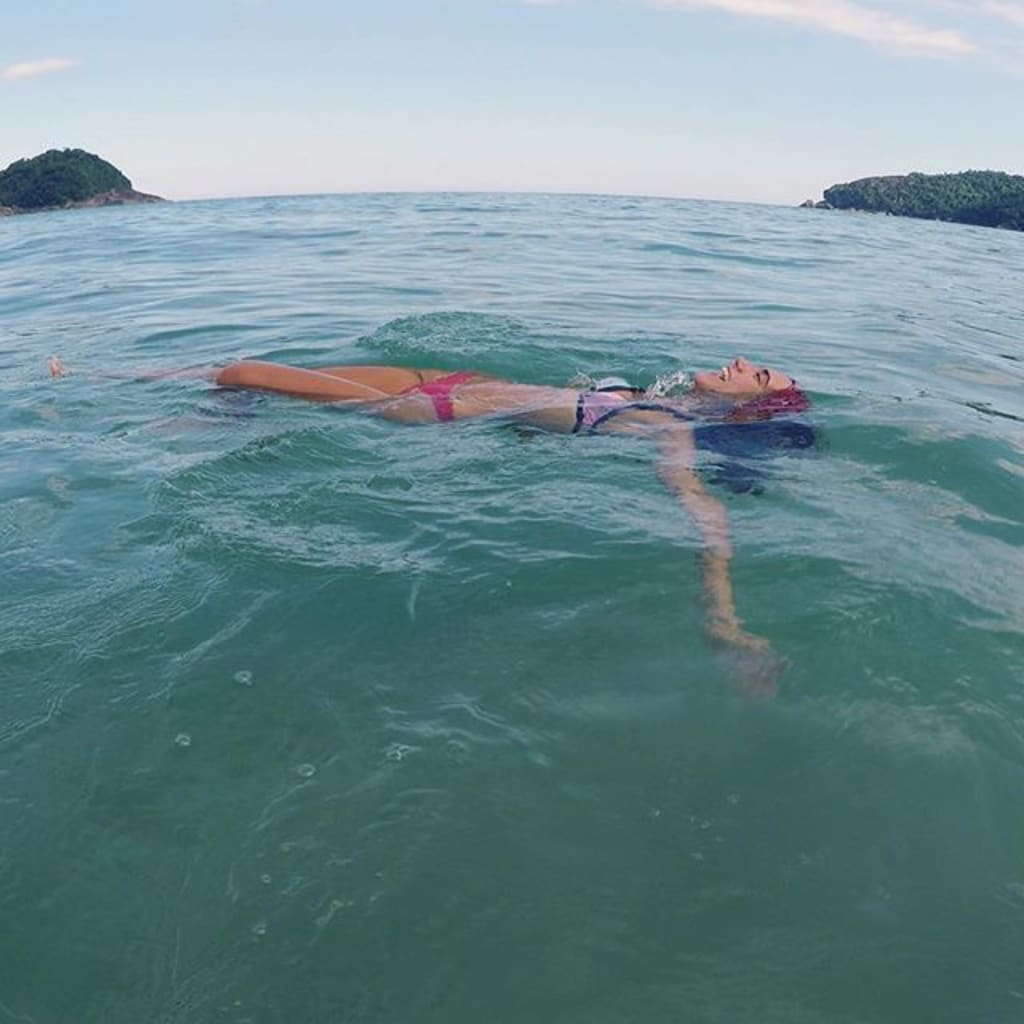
50, 355, 455, 403
50, 356, 436, 394
307, 365, 435, 392
214, 363, 488, 403
213, 361, 411, 401
48, 355, 219, 381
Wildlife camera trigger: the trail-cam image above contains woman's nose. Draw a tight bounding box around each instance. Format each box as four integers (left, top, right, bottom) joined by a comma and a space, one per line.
733, 357, 751, 371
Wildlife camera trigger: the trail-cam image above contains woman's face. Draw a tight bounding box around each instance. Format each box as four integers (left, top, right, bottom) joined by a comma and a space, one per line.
693, 356, 794, 396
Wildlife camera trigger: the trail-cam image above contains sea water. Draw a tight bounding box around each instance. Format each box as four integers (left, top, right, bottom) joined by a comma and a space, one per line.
1, 193, 1023, 1023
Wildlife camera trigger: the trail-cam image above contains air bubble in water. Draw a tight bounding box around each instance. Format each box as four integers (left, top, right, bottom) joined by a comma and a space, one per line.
296, 763, 316, 778
174, 733, 192, 748
234, 670, 253, 686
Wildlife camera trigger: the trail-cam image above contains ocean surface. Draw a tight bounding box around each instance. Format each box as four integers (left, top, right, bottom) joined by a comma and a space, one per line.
2, 193, 1023, 1024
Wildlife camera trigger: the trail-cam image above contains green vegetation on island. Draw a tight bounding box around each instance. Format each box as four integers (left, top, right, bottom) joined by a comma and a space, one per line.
0, 148, 162, 215
817, 170, 1024, 231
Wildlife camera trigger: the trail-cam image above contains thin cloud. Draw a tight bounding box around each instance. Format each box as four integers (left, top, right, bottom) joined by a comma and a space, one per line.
1, 57, 77, 82
981, 0, 1024, 26
649, 0, 975, 55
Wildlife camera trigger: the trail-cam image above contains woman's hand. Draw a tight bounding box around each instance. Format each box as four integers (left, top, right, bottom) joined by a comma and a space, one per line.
706, 617, 787, 699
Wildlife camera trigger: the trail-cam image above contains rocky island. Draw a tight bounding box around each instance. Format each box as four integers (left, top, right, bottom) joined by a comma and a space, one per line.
802, 170, 1024, 232
0, 148, 163, 216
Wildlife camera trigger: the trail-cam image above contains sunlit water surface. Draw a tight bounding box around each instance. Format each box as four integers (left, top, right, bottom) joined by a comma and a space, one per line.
2, 194, 1023, 1023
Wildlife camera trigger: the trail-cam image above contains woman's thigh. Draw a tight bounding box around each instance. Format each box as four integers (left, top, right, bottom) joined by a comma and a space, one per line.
313, 365, 440, 393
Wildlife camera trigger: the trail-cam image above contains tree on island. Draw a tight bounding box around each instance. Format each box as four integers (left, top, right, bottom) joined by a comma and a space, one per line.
822, 171, 1024, 231
0, 148, 160, 212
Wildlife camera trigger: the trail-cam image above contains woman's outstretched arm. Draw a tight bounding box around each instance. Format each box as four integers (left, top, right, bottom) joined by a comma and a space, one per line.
654, 425, 784, 692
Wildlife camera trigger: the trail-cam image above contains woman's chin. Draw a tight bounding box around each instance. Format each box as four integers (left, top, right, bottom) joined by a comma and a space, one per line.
693, 372, 726, 393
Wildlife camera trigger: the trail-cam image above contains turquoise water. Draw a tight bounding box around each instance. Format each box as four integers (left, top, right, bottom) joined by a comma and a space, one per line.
2, 193, 1023, 1023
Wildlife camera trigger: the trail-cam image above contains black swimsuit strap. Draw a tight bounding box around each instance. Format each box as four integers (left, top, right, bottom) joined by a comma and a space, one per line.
587, 401, 693, 434
572, 392, 586, 434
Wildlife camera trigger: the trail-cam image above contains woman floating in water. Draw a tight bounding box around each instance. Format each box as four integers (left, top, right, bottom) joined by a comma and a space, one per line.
50, 354, 811, 691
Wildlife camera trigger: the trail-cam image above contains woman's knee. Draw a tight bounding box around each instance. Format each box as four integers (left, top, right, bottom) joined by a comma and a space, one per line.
215, 361, 260, 387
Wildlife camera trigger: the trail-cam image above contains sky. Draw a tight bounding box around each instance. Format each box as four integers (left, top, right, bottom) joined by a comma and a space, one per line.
2, 0, 1023, 204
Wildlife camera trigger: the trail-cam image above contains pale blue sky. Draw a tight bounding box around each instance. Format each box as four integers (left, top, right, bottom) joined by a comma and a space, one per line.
3, 0, 1022, 204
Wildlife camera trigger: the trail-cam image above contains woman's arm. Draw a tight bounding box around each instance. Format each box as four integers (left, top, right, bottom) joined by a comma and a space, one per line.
654, 426, 776, 661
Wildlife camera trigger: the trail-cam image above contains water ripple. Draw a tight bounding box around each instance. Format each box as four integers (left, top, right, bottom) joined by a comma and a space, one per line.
2, 192, 1024, 1024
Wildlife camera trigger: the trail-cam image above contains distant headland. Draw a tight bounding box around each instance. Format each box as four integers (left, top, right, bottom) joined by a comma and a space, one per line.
0, 148, 163, 216
800, 170, 1024, 232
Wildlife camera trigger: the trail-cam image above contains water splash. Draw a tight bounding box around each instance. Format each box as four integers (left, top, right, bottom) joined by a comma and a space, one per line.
645, 368, 693, 398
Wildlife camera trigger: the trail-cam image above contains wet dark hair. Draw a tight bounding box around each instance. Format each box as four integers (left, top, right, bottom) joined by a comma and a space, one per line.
694, 385, 816, 494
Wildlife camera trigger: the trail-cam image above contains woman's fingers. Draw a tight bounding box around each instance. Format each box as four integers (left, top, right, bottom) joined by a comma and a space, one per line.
726, 640, 788, 700
708, 623, 787, 699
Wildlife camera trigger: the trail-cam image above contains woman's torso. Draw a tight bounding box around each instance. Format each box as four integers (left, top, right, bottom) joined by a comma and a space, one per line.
374, 371, 695, 434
